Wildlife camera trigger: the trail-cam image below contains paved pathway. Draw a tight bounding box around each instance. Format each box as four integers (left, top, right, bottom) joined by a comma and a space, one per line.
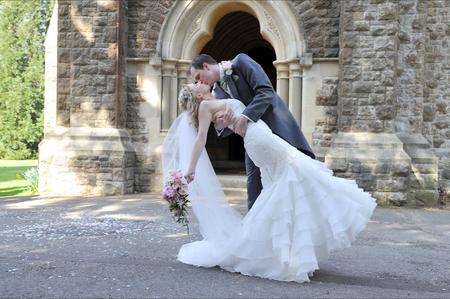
0, 194, 449, 298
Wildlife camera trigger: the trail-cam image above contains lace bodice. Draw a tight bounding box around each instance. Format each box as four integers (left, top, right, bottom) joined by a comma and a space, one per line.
223, 98, 270, 133
223, 98, 302, 187
223, 98, 245, 131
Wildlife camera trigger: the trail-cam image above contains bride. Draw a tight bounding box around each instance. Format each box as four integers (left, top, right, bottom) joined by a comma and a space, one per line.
162, 82, 377, 283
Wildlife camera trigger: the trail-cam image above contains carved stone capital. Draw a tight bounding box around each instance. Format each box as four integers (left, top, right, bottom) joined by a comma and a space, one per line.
273, 60, 289, 79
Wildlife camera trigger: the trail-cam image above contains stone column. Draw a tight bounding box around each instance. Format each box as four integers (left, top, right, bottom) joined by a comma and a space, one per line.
39, 0, 135, 197
288, 60, 302, 126
273, 61, 289, 105
325, 1, 413, 206
161, 59, 178, 130
393, 0, 439, 206
420, 0, 450, 204
176, 60, 191, 115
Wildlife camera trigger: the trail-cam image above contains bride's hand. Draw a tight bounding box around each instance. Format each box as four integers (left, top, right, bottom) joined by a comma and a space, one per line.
184, 172, 195, 183
214, 108, 234, 129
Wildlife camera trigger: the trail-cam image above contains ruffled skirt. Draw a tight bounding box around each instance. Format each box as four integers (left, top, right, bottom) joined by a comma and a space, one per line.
178, 122, 377, 283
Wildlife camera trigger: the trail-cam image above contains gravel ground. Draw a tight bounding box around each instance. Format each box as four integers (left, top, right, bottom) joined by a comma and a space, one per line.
0, 193, 449, 298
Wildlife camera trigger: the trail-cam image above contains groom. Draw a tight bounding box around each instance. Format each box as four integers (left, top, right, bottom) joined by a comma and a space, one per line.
189, 53, 315, 210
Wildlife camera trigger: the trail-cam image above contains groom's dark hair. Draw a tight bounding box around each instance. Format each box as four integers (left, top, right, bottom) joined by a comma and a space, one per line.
190, 54, 218, 71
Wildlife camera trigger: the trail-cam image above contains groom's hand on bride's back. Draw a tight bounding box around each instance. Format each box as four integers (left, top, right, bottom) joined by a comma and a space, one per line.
213, 108, 234, 130
234, 116, 248, 137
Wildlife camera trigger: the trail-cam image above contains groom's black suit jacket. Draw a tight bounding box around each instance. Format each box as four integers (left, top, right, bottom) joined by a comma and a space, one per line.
214, 53, 315, 160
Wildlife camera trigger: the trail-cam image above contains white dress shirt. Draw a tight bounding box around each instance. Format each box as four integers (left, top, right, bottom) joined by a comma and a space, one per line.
214, 63, 253, 136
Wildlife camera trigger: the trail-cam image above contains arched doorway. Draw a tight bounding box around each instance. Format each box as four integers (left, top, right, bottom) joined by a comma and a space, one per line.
156, 0, 307, 173
201, 11, 276, 87
200, 12, 276, 172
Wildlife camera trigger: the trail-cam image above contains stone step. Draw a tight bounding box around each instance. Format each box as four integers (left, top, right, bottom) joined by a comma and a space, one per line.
222, 187, 247, 197
217, 174, 247, 188
212, 160, 245, 171
218, 174, 247, 199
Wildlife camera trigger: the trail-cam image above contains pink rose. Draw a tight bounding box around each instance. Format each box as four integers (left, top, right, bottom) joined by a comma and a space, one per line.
163, 186, 175, 199
171, 170, 182, 180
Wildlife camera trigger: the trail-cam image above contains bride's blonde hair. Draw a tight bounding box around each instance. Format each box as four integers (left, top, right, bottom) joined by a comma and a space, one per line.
178, 84, 200, 128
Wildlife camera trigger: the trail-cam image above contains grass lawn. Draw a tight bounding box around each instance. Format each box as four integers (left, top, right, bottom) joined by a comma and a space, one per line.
0, 160, 38, 197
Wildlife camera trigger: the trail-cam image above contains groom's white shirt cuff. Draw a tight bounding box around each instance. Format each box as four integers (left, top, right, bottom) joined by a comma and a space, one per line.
241, 114, 253, 123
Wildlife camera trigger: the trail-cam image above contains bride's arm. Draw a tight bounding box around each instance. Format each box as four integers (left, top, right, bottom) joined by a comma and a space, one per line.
185, 101, 212, 181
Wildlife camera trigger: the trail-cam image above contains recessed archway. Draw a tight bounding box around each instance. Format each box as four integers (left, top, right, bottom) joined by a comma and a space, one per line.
200, 11, 276, 171
201, 11, 276, 87
155, 0, 307, 170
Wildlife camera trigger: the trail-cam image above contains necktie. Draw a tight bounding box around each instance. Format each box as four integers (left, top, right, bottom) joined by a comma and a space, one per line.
220, 78, 232, 96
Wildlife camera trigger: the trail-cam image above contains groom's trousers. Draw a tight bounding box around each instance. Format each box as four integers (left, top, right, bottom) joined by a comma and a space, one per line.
245, 152, 263, 210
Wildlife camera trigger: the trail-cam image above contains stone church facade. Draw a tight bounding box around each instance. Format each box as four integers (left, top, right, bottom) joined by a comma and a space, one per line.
39, 0, 449, 206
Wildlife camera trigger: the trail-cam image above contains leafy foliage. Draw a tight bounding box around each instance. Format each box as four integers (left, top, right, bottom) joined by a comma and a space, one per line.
0, 0, 54, 159
19, 166, 39, 193
0, 159, 38, 197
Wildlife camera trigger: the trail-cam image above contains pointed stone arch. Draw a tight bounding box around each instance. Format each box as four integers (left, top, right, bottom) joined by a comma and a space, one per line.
155, 0, 307, 130
158, 0, 304, 61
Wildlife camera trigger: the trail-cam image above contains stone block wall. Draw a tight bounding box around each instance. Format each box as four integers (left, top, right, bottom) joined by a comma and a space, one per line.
57, 0, 126, 128
126, 0, 175, 58
39, 127, 136, 196
420, 0, 450, 202
326, 133, 412, 206
39, 0, 135, 196
290, 0, 340, 57
126, 77, 148, 144
395, 0, 425, 134
338, 0, 398, 133
126, 0, 341, 59
327, 0, 449, 206
311, 78, 339, 161
126, 76, 157, 193
325, 0, 410, 206
395, 0, 448, 204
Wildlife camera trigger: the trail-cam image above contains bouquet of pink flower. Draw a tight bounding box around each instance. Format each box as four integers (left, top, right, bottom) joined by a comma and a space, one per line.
162, 170, 190, 234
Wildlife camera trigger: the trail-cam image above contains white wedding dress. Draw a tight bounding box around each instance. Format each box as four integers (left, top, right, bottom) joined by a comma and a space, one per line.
165, 98, 377, 283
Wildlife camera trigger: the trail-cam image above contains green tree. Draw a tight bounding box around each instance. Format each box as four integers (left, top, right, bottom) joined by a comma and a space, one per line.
0, 0, 54, 159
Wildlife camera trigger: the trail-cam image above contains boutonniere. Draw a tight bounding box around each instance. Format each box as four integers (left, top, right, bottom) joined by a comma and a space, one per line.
232, 74, 239, 81
221, 60, 233, 76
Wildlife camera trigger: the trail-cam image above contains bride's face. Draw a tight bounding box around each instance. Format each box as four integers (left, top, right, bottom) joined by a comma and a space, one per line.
188, 83, 211, 102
